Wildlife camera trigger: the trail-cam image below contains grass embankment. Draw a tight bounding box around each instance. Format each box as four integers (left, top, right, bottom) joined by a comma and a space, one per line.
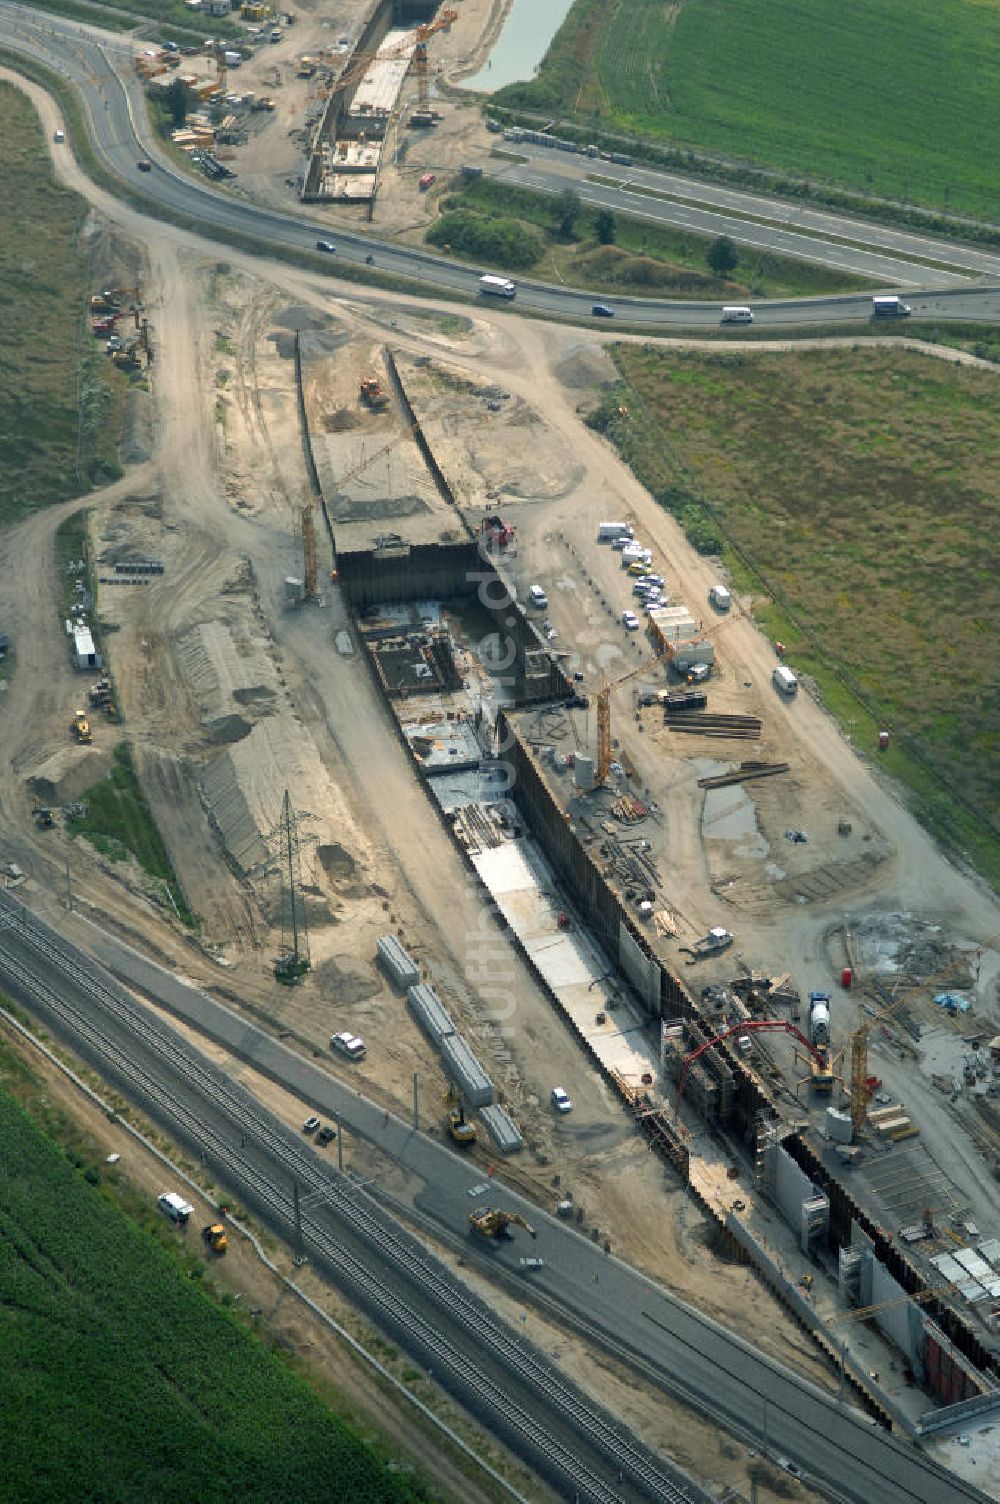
17, 0, 237, 42
492, 0, 1000, 220
0, 1077, 432, 1504
428, 176, 873, 298
69, 743, 194, 924
0, 84, 125, 519
590, 345, 1000, 887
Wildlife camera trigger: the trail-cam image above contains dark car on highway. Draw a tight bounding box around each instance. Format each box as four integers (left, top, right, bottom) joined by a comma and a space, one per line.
316, 240, 336, 253
137, 159, 152, 172
591, 303, 614, 318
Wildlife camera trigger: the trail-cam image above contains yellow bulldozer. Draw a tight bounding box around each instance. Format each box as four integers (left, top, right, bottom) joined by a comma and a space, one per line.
202, 1223, 228, 1255
445, 1085, 477, 1147
72, 710, 92, 745
469, 1207, 536, 1241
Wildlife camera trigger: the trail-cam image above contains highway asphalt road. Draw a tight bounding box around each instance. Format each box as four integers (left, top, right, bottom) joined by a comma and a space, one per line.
3, 6, 1000, 330
8, 898, 981, 1504
498, 149, 1000, 290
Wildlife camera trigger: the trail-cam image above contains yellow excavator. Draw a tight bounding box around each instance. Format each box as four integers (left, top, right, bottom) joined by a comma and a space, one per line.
359, 376, 389, 410
469, 1207, 536, 1241
202, 1223, 228, 1255
445, 1085, 477, 1147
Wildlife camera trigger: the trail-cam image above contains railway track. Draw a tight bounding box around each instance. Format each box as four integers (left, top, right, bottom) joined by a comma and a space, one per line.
0, 893, 699, 1504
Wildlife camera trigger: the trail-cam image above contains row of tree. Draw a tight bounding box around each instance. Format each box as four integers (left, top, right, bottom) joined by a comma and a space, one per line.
556, 189, 739, 273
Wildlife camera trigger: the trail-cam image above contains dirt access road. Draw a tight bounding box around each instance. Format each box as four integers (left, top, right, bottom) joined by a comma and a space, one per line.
2, 66, 996, 1499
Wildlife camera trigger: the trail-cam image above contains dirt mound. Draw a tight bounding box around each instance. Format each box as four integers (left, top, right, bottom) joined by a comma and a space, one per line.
266, 331, 297, 359
317, 841, 369, 899
576, 245, 722, 293
323, 409, 361, 433
122, 389, 154, 464
232, 686, 276, 708
317, 842, 356, 879
272, 305, 334, 332
204, 713, 252, 746
26, 746, 114, 807
335, 494, 430, 521
313, 954, 381, 1004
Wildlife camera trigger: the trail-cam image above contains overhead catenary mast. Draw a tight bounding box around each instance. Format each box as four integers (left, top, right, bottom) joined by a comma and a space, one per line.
274, 788, 310, 984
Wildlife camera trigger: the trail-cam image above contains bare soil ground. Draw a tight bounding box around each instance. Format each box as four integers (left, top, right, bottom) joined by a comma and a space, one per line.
205, 0, 497, 233
4, 65, 1000, 1494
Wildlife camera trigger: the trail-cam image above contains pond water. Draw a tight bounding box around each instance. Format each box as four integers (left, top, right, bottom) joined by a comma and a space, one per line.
462, 0, 576, 92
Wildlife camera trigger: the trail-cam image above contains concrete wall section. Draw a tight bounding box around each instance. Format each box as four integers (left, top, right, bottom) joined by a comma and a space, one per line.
338, 546, 570, 704
725, 1213, 896, 1431
871, 1256, 925, 1366
338, 540, 483, 605
774, 1142, 815, 1227
383, 347, 467, 518
619, 922, 660, 1010
917, 1387, 1000, 1436
498, 712, 669, 1007
784, 1132, 1000, 1387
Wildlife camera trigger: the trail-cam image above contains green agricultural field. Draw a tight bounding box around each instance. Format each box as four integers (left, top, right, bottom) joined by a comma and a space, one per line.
494, 0, 1000, 218
0, 84, 125, 519
594, 345, 1000, 884
0, 1086, 431, 1504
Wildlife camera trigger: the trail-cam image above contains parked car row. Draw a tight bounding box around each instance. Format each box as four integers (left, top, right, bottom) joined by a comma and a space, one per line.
301, 1115, 337, 1145
612, 532, 665, 628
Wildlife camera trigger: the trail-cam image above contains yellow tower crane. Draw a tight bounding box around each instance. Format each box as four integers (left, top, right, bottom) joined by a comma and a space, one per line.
411, 9, 458, 113
595, 647, 674, 785
849, 992, 904, 1137
849, 957, 971, 1137
831, 1278, 961, 1326
329, 10, 458, 108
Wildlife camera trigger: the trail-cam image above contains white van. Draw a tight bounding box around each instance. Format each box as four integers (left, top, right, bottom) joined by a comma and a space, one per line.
872, 295, 911, 318
621, 544, 652, 566
721, 306, 753, 324
773, 665, 798, 697
709, 584, 731, 611
54, 129, 65, 144
528, 585, 548, 609
158, 1192, 194, 1225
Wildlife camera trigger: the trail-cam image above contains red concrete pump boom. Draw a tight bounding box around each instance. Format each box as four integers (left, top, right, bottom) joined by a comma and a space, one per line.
675, 1019, 823, 1117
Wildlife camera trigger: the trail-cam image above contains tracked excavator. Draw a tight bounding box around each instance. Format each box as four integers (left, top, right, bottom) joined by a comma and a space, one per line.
359, 377, 389, 410
469, 1207, 536, 1240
